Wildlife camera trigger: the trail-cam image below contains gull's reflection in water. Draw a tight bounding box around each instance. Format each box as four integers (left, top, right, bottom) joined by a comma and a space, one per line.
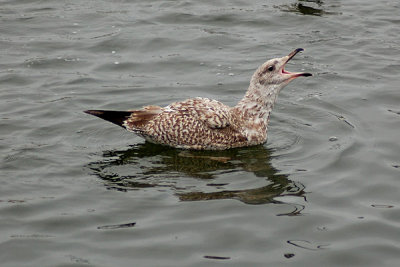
88, 142, 306, 213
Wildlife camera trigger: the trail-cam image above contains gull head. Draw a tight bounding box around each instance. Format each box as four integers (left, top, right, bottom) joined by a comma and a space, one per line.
251, 48, 312, 88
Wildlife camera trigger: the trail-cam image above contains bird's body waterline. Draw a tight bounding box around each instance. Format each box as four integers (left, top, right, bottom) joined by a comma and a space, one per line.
85, 48, 312, 150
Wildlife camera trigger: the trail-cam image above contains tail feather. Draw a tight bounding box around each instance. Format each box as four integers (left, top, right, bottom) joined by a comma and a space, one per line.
84, 110, 133, 128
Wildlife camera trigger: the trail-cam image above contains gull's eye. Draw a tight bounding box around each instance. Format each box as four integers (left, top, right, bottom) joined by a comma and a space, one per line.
268, 65, 274, 72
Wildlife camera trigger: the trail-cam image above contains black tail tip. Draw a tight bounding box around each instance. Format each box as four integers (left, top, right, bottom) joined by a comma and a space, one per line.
84, 109, 132, 128
84, 110, 103, 116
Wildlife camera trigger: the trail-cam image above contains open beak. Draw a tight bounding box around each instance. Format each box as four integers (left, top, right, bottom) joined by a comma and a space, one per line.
281, 48, 312, 78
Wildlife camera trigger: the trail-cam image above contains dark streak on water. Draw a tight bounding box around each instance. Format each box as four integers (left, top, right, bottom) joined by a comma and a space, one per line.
1, 0, 400, 266
203, 255, 231, 260
97, 222, 136, 230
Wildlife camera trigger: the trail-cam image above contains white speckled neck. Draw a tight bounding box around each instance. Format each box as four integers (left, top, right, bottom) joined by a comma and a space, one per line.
235, 79, 285, 124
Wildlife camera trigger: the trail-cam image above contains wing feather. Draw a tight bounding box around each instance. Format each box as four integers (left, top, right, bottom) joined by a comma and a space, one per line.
167, 97, 232, 129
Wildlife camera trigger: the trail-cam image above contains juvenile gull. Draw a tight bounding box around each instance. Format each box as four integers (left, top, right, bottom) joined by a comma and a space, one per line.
85, 48, 312, 150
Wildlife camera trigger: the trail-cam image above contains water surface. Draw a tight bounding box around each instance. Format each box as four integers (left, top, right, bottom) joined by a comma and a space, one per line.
1, 0, 400, 266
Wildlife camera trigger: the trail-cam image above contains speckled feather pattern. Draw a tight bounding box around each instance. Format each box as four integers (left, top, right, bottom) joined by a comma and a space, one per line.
86, 49, 311, 150
124, 98, 251, 150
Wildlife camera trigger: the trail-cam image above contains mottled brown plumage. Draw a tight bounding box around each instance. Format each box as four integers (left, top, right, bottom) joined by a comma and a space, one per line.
85, 48, 311, 150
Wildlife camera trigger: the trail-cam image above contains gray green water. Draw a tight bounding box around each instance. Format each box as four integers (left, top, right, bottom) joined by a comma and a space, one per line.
1, 0, 400, 266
